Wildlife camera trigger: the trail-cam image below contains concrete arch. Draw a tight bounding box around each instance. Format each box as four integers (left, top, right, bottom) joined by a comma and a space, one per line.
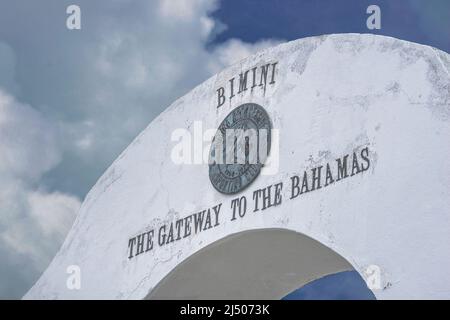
24, 34, 450, 299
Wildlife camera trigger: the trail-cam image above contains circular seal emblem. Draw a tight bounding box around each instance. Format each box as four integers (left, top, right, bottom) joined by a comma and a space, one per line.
209, 103, 271, 194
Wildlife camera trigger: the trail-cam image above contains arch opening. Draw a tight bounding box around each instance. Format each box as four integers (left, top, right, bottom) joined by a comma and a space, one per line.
147, 228, 371, 299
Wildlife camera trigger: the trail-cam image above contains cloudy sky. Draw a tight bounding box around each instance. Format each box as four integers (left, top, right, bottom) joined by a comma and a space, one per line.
0, 0, 448, 299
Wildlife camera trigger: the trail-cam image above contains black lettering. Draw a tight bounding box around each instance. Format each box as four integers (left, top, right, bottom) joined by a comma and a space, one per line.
360, 146, 370, 171
300, 171, 310, 194
238, 70, 249, 93
336, 155, 349, 181
351, 152, 361, 176
253, 188, 262, 212
213, 203, 222, 226
175, 219, 184, 241
269, 62, 278, 84
166, 223, 174, 244
136, 234, 145, 255
128, 237, 136, 259
231, 198, 240, 220
311, 166, 323, 191
158, 225, 166, 246
229, 77, 235, 99
193, 210, 205, 233
261, 185, 272, 210
203, 209, 213, 230
217, 87, 225, 108
325, 163, 335, 186
290, 175, 300, 199
183, 215, 192, 238
145, 230, 154, 252
251, 66, 258, 90
259, 64, 271, 89
274, 182, 283, 206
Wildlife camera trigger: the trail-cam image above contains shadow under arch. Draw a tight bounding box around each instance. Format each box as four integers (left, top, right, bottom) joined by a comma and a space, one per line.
146, 228, 372, 299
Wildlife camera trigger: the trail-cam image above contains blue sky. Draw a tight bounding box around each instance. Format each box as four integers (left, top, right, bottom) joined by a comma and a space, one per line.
209, 0, 450, 299
283, 271, 376, 300
211, 0, 450, 52
211, 0, 450, 300
0, 0, 448, 299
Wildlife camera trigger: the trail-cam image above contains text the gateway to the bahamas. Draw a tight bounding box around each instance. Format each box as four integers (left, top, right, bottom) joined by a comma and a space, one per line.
127, 146, 371, 260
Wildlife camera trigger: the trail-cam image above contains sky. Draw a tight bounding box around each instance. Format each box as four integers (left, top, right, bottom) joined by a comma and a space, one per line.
0, 0, 448, 299
283, 271, 376, 300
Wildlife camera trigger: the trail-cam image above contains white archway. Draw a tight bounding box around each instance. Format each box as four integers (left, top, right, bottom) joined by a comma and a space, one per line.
24, 34, 450, 300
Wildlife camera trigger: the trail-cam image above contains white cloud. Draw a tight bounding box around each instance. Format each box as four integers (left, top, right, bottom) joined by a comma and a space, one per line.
158, 0, 208, 21
1, 190, 80, 269
208, 38, 284, 74
0, 0, 282, 298
0, 90, 60, 182
0, 90, 81, 295
27, 191, 80, 240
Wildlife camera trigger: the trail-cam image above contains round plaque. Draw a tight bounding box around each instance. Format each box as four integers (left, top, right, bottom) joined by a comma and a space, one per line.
209, 103, 272, 194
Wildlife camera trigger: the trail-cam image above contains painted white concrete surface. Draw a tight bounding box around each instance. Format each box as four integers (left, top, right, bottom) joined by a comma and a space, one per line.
25, 34, 450, 299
